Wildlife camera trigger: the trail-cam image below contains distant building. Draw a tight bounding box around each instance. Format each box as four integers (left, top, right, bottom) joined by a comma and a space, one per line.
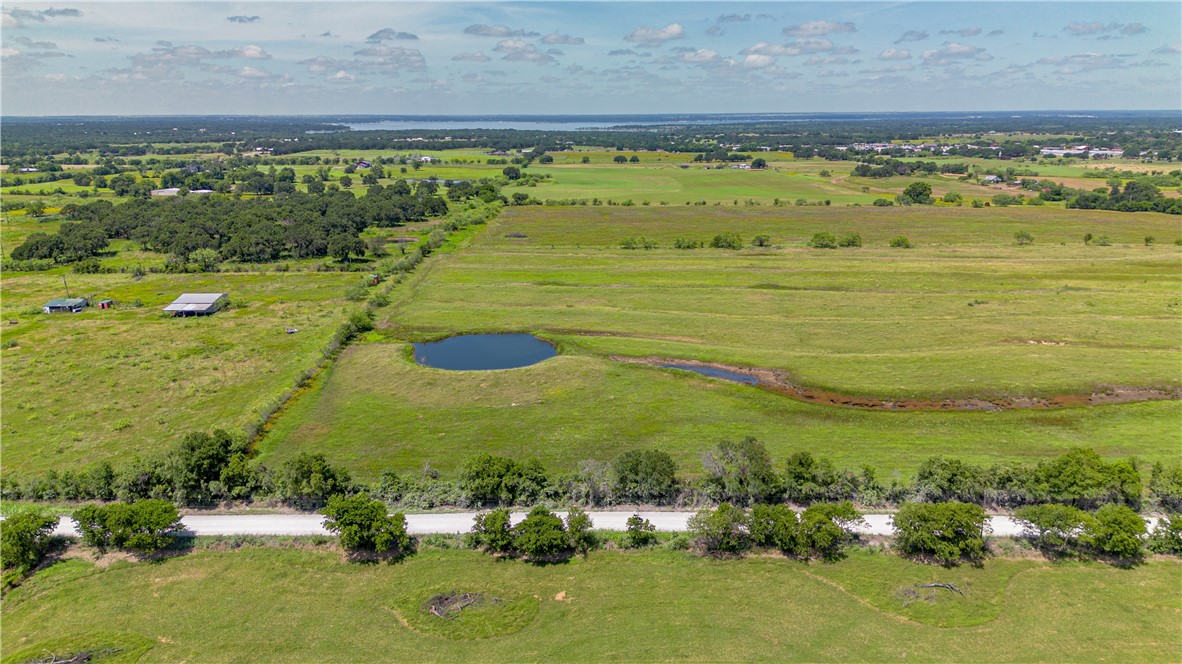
151, 188, 214, 197
982, 175, 1003, 184
164, 293, 228, 317
43, 298, 88, 314
355, 160, 372, 169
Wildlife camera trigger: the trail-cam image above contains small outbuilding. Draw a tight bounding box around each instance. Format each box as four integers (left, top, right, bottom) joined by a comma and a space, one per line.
164, 293, 228, 317
43, 298, 88, 314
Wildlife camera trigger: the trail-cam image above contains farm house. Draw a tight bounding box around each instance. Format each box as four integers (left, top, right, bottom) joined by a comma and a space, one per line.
163, 293, 229, 317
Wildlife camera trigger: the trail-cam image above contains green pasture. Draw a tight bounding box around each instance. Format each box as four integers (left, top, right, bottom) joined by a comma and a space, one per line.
383, 206, 1181, 397
259, 346, 1179, 481
2, 547, 1177, 662
0, 270, 359, 475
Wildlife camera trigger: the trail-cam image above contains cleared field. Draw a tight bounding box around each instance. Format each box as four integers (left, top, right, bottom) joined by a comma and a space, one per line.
259, 345, 1179, 480
2, 547, 1178, 662
390, 206, 1181, 397
259, 205, 1180, 480
0, 271, 358, 475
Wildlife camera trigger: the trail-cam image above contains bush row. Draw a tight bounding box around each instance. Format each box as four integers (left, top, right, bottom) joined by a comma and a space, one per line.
4, 435, 1179, 515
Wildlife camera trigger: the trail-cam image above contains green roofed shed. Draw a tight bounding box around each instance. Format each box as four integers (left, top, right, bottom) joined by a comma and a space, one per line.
43, 298, 88, 314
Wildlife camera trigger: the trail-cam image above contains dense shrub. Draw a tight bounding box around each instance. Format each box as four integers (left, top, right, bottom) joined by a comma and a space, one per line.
276, 453, 353, 506
808, 232, 837, 249
838, 232, 862, 247
0, 511, 59, 576
72, 500, 182, 555
565, 507, 597, 556
622, 514, 658, 548
1013, 504, 1094, 552
1148, 463, 1182, 511
799, 501, 862, 561
1084, 504, 1146, 560
702, 437, 780, 505
687, 503, 750, 556
889, 236, 912, 248
892, 501, 988, 565
513, 506, 570, 561
612, 450, 677, 505
466, 508, 515, 554
459, 454, 547, 506
710, 233, 743, 250
322, 494, 412, 556
1147, 514, 1182, 555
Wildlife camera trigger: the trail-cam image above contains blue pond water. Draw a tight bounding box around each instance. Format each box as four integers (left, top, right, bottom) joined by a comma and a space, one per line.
413, 334, 556, 371
659, 363, 759, 385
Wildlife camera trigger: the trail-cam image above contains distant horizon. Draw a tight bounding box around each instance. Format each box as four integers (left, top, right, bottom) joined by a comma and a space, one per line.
2, 2, 1179, 115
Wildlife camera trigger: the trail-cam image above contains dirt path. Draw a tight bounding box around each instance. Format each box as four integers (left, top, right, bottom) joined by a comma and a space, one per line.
612, 355, 1181, 412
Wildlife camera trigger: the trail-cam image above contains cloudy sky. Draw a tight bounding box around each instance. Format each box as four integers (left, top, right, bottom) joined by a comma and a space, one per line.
2, 1, 1179, 116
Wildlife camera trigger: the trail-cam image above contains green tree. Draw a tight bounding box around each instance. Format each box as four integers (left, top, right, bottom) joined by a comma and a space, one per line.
1084, 504, 1146, 560
752, 234, 772, 247
277, 453, 352, 506
1013, 504, 1095, 552
629, 155, 640, 163
710, 233, 743, 249
889, 236, 912, 248
799, 501, 861, 561
459, 454, 548, 506
838, 233, 862, 247
612, 449, 677, 504
73, 500, 181, 555
328, 233, 366, 264
502, 166, 522, 180
1147, 513, 1182, 555
0, 511, 59, 576
749, 504, 802, 556
190, 247, 221, 272
701, 437, 780, 505
339, 175, 353, 188
322, 494, 412, 556
942, 191, 963, 203
751, 158, 767, 169
622, 514, 658, 548
466, 508, 515, 554
613, 155, 628, 164
1014, 231, 1034, 246
514, 506, 569, 561
565, 507, 597, 556
892, 501, 988, 565
687, 503, 750, 556
581, 156, 591, 164
902, 181, 933, 204
808, 232, 837, 249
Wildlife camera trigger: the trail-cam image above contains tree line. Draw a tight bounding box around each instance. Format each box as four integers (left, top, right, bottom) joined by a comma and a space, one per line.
3, 433, 1178, 516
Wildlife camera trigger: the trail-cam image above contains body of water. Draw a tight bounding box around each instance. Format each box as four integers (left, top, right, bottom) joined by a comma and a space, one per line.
413, 333, 556, 371
658, 363, 759, 385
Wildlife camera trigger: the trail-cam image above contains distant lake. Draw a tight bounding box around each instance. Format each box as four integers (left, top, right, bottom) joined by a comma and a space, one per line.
412, 333, 556, 371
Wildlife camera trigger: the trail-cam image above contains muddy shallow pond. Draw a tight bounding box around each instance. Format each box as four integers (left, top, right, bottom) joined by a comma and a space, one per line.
412, 334, 557, 370
659, 363, 760, 385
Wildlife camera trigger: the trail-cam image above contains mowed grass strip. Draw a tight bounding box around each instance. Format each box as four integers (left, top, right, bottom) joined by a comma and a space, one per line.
2, 547, 1178, 662
383, 206, 1181, 397
258, 346, 1180, 480
0, 271, 358, 474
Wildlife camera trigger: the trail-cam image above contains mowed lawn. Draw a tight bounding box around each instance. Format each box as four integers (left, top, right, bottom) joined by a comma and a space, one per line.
2, 547, 1178, 662
0, 271, 358, 475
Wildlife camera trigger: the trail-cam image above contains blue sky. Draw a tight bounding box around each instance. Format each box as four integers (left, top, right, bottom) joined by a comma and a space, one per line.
2, 1, 1179, 115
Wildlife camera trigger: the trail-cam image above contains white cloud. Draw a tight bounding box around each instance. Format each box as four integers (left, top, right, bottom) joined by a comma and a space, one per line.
1063, 22, 1145, 38
743, 54, 775, 68
1152, 44, 1181, 54
878, 48, 911, 61
229, 45, 270, 60
367, 28, 418, 42
542, 33, 584, 45
328, 70, 355, 82
624, 23, 684, 45
805, 56, 852, 66
236, 66, 275, 79
451, 51, 491, 62
1, 47, 20, 58
921, 42, 986, 65
494, 40, 555, 64
679, 49, 719, 64
464, 24, 538, 38
227, 16, 261, 24
783, 21, 855, 37
938, 28, 982, 38
894, 30, 929, 44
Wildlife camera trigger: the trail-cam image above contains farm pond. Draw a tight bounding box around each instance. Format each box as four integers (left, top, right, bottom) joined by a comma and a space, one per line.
412, 333, 557, 370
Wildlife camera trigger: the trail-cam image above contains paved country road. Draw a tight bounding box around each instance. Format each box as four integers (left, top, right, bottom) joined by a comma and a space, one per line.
42, 512, 1048, 538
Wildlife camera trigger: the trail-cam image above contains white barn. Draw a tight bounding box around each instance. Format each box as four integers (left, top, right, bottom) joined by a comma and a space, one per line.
164, 293, 228, 316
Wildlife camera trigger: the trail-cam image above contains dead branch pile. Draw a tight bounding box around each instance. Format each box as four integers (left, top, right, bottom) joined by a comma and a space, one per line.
916, 582, 963, 595
423, 591, 505, 619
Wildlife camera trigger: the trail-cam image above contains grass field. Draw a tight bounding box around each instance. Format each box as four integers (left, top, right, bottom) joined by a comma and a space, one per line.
257, 205, 1181, 480
2, 547, 1178, 662
0, 271, 359, 475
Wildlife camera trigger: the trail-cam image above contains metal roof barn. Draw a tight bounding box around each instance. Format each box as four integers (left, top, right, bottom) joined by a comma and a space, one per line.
163, 293, 228, 316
